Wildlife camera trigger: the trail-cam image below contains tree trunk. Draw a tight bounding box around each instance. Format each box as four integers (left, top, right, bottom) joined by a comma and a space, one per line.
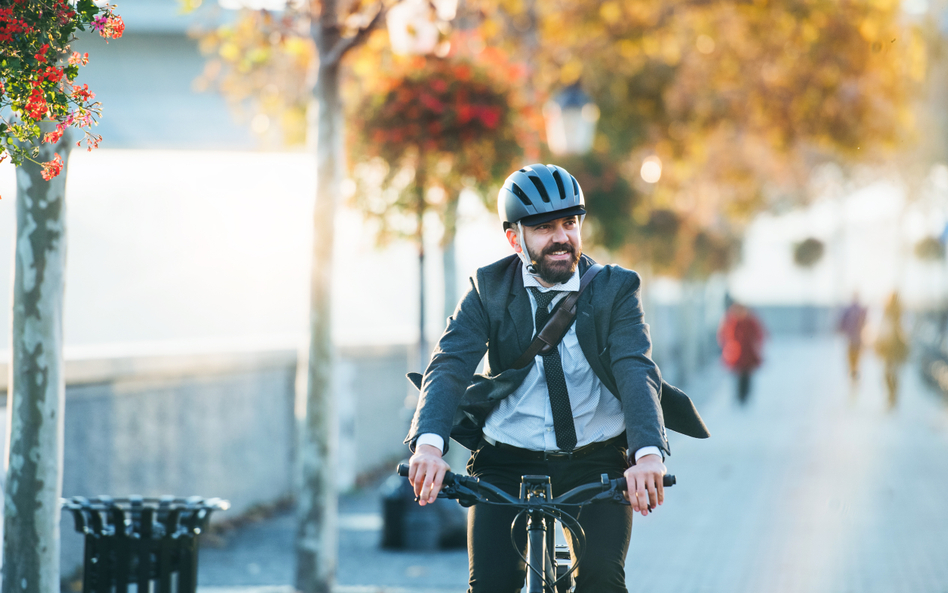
295, 7, 342, 593
2, 128, 72, 593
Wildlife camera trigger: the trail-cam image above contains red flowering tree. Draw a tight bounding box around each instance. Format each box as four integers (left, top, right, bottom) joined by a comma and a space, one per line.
350, 51, 534, 349
1, 2, 122, 589
0, 0, 123, 181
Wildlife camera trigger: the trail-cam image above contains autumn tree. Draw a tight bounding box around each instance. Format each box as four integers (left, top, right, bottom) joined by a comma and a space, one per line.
462, 0, 926, 275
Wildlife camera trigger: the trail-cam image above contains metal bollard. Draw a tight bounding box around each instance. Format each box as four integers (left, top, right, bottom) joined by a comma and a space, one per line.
61, 495, 229, 593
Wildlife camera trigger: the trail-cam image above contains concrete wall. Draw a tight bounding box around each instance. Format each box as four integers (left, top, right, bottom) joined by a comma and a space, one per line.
1, 342, 413, 577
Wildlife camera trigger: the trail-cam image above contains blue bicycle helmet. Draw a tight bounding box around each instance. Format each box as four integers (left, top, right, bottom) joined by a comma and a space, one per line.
497, 163, 586, 229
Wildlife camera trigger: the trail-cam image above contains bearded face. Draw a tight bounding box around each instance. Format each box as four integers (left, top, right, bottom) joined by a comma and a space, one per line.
531, 240, 580, 285
522, 216, 582, 285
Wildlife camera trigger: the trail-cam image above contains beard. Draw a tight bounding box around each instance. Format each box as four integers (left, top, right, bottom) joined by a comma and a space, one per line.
531, 241, 581, 285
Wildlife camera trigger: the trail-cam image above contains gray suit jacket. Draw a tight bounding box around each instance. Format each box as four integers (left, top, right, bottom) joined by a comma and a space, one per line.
405, 254, 709, 454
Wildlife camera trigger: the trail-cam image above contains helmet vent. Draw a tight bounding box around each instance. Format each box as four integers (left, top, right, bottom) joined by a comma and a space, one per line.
529, 176, 551, 203
571, 176, 579, 196
511, 184, 532, 207
552, 170, 566, 200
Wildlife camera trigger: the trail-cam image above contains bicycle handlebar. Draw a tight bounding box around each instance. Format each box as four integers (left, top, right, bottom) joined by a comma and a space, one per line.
396, 463, 675, 508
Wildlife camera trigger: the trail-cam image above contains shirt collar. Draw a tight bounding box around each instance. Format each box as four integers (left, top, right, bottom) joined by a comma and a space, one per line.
521, 265, 580, 293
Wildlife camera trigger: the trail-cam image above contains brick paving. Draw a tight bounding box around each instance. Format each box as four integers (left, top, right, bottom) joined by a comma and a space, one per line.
196, 335, 948, 592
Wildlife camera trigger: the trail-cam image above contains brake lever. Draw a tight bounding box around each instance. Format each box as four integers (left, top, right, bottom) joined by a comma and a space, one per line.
437, 481, 484, 508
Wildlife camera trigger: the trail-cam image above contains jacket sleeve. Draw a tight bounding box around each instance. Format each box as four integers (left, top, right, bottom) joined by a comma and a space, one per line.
404, 275, 491, 450
605, 270, 669, 456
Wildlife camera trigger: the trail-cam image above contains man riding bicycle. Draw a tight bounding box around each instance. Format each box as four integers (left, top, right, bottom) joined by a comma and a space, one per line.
406, 163, 708, 593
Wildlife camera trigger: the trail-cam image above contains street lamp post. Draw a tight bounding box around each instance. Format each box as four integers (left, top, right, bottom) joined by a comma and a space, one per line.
543, 83, 600, 156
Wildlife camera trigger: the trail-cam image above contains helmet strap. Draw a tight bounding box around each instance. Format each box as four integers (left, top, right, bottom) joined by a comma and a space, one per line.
516, 221, 536, 273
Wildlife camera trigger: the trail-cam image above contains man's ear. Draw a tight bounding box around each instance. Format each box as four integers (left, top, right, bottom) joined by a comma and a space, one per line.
505, 228, 522, 253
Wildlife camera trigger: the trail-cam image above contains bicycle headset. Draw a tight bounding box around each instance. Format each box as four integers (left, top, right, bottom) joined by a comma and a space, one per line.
497, 163, 587, 273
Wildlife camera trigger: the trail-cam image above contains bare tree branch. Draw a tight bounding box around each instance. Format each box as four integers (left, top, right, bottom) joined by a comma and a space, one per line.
323, 1, 386, 66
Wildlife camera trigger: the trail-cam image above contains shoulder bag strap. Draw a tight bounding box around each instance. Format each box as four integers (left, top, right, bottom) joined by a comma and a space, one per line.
510, 264, 604, 370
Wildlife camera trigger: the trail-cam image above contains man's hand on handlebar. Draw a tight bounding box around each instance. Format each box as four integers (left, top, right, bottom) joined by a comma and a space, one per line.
623, 453, 666, 516
408, 444, 450, 506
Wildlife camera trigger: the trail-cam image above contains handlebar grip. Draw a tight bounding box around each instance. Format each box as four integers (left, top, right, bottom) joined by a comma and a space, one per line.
396, 462, 460, 485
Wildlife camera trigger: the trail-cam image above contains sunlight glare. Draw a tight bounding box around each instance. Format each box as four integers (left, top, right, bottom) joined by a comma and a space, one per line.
641, 156, 662, 183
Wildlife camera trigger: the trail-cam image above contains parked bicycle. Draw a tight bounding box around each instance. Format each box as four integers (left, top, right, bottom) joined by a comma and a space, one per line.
397, 463, 675, 593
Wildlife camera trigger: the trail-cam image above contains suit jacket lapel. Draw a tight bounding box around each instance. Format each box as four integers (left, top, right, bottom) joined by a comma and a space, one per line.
575, 257, 614, 391
507, 265, 533, 355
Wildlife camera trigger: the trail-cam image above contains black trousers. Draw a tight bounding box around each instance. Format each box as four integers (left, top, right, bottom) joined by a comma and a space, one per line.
465, 440, 634, 593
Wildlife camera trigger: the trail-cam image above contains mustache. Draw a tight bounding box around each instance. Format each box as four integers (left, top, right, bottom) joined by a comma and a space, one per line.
541, 242, 576, 258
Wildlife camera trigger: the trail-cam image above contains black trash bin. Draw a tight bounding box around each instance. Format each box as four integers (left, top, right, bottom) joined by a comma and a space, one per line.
380, 472, 467, 550
61, 495, 229, 593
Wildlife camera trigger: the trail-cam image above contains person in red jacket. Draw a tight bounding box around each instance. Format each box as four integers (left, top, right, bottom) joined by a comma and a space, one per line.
718, 302, 767, 405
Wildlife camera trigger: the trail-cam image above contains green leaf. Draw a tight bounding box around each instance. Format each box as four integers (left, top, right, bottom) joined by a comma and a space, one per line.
76, 0, 100, 18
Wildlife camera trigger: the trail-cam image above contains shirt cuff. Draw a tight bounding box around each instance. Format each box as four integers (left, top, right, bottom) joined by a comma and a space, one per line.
416, 433, 445, 454
633, 446, 663, 463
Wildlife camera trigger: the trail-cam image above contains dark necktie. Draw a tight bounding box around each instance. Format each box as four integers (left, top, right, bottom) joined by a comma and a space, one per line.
530, 288, 577, 452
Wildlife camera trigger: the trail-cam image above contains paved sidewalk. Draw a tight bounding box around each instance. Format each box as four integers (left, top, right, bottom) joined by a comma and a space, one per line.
196, 336, 948, 592
626, 335, 948, 593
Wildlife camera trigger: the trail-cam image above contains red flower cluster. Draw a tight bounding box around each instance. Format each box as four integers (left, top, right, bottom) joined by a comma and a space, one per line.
24, 87, 47, 119
34, 43, 51, 63
0, 7, 32, 43
51, 0, 76, 25
71, 84, 93, 102
360, 56, 517, 155
40, 66, 65, 84
69, 52, 90, 67
92, 14, 124, 40
43, 123, 66, 145
1, 0, 122, 183
40, 153, 63, 181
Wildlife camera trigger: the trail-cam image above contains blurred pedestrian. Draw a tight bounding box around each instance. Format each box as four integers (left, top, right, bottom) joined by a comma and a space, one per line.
874, 291, 909, 410
837, 293, 868, 384
718, 302, 766, 405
